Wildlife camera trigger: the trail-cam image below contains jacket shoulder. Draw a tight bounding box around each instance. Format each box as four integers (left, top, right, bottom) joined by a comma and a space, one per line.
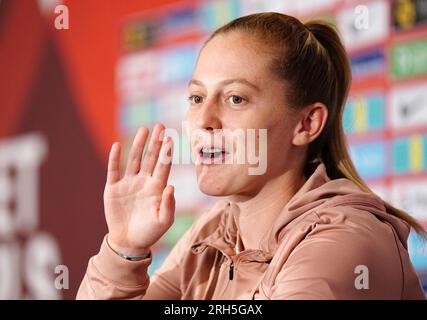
269, 205, 416, 299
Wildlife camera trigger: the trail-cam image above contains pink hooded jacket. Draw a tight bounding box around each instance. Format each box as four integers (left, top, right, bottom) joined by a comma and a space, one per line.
77, 162, 425, 299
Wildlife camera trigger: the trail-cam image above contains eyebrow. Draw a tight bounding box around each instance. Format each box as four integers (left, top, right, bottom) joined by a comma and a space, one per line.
188, 78, 260, 92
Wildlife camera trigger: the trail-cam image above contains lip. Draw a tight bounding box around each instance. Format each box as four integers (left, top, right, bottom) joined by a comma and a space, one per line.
195, 144, 230, 165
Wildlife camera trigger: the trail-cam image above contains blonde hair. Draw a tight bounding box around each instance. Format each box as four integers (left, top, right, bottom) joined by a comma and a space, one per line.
206, 12, 426, 237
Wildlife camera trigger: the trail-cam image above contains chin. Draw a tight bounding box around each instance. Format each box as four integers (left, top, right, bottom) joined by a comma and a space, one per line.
195, 164, 248, 196
197, 181, 231, 196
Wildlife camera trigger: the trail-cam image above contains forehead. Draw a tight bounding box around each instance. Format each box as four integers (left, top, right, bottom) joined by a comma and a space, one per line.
193, 32, 272, 82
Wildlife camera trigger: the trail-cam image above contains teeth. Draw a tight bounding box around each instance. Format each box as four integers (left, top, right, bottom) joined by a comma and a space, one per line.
202, 147, 223, 153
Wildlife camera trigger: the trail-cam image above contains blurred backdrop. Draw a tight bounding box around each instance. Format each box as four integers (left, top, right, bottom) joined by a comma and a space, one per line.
0, 0, 426, 299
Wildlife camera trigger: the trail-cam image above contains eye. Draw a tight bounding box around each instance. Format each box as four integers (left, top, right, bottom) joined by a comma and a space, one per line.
228, 95, 246, 105
188, 95, 203, 105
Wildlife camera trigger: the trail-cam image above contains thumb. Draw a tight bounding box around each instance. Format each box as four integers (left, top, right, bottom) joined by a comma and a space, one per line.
158, 185, 175, 228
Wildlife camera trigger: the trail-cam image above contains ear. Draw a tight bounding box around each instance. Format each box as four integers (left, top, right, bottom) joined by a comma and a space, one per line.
292, 103, 328, 147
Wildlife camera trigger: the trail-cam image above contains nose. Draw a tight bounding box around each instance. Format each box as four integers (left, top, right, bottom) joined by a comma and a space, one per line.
196, 100, 222, 132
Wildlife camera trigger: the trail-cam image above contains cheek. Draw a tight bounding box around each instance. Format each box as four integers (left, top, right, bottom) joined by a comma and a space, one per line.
267, 121, 293, 159
185, 112, 198, 140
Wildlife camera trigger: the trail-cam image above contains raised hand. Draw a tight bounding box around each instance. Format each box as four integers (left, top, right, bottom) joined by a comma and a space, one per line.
103, 123, 175, 256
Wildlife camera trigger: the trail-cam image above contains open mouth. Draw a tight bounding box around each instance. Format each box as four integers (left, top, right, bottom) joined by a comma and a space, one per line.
197, 146, 229, 164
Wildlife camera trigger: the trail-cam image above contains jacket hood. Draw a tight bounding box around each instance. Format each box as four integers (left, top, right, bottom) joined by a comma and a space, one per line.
265, 161, 411, 252
193, 161, 411, 259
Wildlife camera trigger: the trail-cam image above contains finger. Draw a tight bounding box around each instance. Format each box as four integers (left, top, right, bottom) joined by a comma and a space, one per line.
140, 123, 165, 176
158, 185, 175, 228
125, 127, 149, 175
107, 142, 121, 184
152, 136, 173, 187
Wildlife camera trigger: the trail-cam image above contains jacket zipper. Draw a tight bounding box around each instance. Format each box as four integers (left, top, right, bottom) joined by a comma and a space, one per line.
195, 242, 241, 281
229, 261, 234, 280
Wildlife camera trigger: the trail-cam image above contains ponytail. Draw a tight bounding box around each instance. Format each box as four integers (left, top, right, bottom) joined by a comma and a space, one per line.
305, 20, 427, 238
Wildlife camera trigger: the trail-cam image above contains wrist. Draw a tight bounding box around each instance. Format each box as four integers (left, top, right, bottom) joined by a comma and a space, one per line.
106, 235, 150, 261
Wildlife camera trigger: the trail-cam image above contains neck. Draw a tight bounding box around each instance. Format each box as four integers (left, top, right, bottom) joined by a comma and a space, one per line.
227, 167, 306, 250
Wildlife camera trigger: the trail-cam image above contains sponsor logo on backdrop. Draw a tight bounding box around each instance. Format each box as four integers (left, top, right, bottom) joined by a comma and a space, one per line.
121, 5, 199, 51
350, 141, 387, 180
350, 49, 385, 79
391, 38, 427, 79
344, 92, 385, 134
392, 134, 427, 174
199, 0, 240, 31
390, 82, 427, 130
392, 0, 427, 30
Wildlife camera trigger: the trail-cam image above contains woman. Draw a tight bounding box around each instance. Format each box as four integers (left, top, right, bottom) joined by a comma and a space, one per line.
77, 13, 425, 299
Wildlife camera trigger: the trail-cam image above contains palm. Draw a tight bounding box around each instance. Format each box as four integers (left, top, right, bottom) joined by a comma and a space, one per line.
103, 124, 175, 255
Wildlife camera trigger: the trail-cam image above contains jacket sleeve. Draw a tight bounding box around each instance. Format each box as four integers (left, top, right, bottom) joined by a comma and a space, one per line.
76, 220, 199, 300
76, 235, 155, 299
76, 201, 224, 300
